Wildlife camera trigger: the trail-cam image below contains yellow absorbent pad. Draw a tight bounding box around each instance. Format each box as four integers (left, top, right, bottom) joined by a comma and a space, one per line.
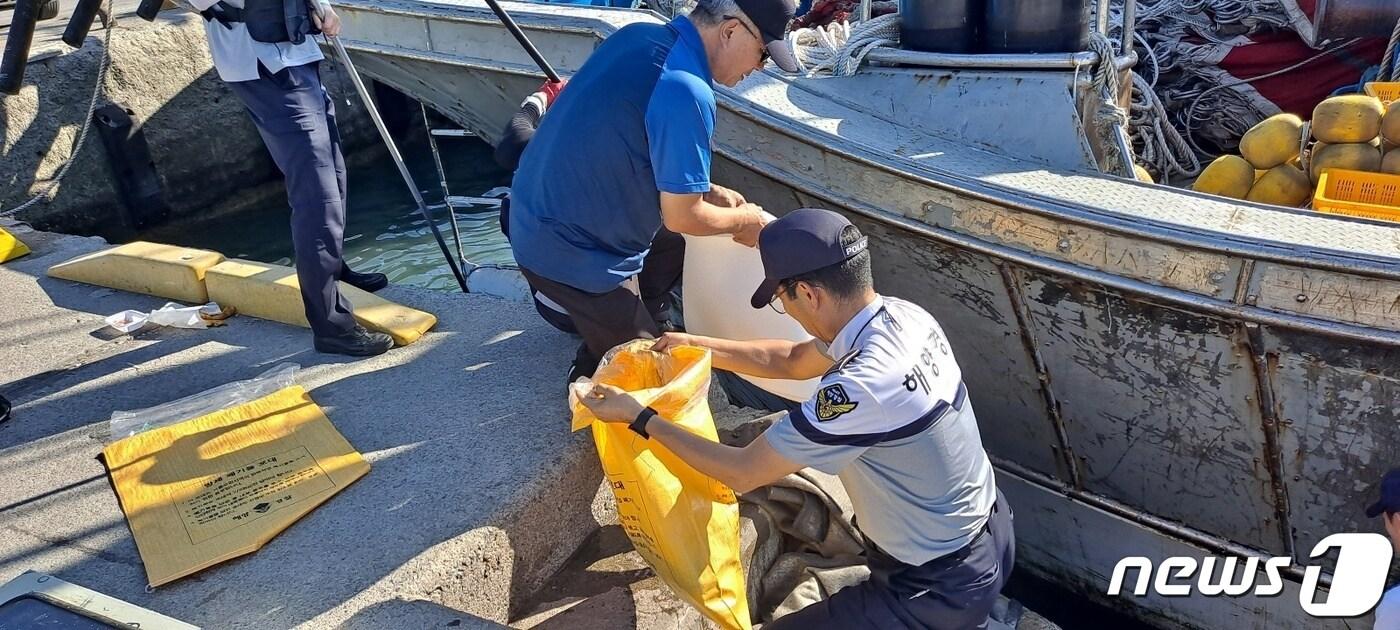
102, 385, 370, 587
205, 258, 436, 346
569, 341, 752, 630
47, 241, 225, 303
0, 226, 31, 263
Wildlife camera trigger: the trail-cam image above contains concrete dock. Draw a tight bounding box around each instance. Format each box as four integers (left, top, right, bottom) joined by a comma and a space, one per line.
0, 226, 668, 628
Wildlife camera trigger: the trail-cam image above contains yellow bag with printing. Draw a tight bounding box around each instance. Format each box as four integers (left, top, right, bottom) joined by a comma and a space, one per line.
569, 340, 751, 630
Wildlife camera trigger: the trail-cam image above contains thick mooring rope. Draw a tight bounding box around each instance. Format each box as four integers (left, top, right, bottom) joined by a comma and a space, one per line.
1380, 18, 1400, 81
1087, 33, 1134, 176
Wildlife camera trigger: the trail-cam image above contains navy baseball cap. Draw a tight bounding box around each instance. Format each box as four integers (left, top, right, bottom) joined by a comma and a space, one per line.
733, 0, 800, 72
750, 208, 868, 309
1366, 468, 1400, 517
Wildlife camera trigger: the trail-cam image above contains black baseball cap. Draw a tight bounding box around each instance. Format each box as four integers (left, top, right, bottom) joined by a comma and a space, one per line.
733, 0, 800, 72
750, 208, 868, 309
1365, 468, 1400, 517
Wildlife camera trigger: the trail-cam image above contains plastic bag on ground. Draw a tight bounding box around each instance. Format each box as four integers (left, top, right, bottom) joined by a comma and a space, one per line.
569, 340, 752, 630
107, 363, 299, 440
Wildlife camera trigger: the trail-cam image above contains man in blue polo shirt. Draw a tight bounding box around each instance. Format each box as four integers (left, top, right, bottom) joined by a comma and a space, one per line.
509, 0, 800, 381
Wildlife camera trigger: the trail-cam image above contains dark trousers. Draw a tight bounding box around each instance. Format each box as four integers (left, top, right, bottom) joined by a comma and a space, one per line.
766, 490, 1016, 630
518, 228, 685, 376
226, 61, 356, 338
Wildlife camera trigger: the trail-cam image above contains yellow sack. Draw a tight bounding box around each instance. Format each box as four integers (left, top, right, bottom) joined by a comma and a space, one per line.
103, 385, 370, 587
570, 341, 751, 630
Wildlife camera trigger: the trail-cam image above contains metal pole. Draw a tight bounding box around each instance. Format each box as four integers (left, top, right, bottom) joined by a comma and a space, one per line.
329, 35, 471, 293
480, 0, 561, 83
1121, 0, 1136, 61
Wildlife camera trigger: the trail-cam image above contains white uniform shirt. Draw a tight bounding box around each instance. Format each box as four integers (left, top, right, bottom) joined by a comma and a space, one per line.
1378, 586, 1400, 630
189, 0, 326, 83
763, 295, 998, 565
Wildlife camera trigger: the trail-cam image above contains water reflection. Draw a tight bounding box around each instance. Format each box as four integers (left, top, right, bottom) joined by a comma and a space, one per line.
138, 134, 514, 292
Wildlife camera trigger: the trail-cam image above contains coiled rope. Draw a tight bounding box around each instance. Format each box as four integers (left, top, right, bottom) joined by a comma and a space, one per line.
1, 0, 114, 219
783, 10, 899, 77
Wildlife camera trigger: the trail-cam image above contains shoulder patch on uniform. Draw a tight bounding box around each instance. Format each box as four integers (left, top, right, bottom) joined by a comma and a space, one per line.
815, 383, 859, 421
822, 349, 861, 378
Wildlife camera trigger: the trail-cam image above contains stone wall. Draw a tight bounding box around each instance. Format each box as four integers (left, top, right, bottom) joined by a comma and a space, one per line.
0, 11, 379, 235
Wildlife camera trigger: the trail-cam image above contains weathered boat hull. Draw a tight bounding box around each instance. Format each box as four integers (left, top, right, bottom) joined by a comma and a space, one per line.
331, 2, 1400, 627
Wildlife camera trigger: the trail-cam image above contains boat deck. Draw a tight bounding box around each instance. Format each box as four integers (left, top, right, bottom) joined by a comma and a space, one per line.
733, 69, 1400, 268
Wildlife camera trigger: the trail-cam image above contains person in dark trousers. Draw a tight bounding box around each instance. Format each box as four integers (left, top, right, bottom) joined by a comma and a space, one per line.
581, 209, 1015, 630
190, 0, 393, 356
508, 0, 802, 382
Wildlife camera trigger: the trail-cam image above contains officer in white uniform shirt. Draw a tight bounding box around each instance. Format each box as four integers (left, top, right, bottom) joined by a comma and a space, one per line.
1368, 468, 1400, 630
582, 208, 1015, 629
189, 0, 392, 356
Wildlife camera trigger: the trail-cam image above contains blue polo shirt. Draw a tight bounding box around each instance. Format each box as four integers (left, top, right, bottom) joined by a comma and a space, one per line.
509, 17, 715, 293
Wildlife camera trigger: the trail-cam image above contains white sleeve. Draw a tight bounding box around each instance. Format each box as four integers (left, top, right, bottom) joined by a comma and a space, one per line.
1377, 589, 1400, 630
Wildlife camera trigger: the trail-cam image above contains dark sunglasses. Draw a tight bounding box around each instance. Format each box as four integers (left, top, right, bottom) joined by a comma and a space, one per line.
724, 15, 770, 64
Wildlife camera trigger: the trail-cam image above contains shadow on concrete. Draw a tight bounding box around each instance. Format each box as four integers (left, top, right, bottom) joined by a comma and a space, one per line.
0, 235, 606, 627
339, 598, 509, 629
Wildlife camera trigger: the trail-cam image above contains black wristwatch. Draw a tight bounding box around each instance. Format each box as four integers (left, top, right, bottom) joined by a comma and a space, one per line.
630, 407, 658, 439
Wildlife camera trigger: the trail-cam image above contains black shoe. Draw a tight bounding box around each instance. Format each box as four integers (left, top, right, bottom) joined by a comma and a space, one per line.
342, 268, 389, 293
314, 325, 394, 356
567, 344, 599, 384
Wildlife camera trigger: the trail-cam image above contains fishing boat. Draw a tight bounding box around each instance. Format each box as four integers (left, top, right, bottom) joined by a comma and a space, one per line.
327, 0, 1400, 627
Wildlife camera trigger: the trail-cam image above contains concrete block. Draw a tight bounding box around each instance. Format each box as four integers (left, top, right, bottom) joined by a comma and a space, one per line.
0, 226, 31, 262
205, 258, 436, 346
46, 240, 224, 303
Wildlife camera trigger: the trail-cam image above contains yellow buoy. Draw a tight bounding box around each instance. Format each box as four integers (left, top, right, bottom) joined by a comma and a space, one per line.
1246, 165, 1311, 207
1311, 94, 1385, 144
1133, 164, 1154, 183
1382, 148, 1400, 174
1193, 155, 1255, 199
1309, 142, 1382, 182
1383, 100, 1400, 144
1240, 113, 1304, 168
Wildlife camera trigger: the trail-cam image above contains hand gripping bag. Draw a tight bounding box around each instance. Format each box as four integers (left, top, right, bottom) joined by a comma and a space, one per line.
569, 341, 751, 630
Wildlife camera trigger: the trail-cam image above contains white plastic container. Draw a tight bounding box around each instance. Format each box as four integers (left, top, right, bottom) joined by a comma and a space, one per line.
681, 232, 820, 403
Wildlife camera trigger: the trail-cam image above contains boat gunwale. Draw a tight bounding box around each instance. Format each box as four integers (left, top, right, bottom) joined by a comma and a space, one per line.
717, 140, 1400, 348
336, 0, 1400, 282
333, 0, 1400, 348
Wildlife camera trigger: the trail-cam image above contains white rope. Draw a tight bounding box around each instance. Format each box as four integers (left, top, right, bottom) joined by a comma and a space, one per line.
1, 0, 114, 219
1380, 18, 1400, 81
1087, 33, 1133, 176
1129, 71, 1200, 182
784, 10, 899, 77
1181, 38, 1361, 156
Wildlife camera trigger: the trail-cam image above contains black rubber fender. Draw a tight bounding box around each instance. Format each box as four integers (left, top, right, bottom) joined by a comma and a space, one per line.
63, 0, 103, 47
0, 0, 40, 94
135, 0, 163, 21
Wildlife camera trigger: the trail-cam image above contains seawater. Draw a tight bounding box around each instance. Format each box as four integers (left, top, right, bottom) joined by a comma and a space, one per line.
138, 133, 514, 292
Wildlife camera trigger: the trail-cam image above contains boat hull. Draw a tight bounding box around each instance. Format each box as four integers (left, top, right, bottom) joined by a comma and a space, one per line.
330, 2, 1399, 627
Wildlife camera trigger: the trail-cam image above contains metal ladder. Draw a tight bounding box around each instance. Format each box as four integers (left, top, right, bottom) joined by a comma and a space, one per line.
420, 103, 516, 279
